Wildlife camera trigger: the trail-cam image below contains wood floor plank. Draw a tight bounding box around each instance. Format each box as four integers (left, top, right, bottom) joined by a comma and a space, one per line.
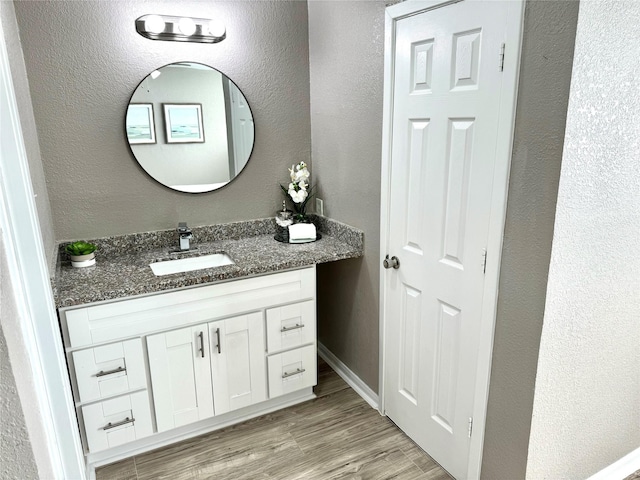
314, 363, 350, 397
95, 457, 137, 480
625, 470, 640, 480
135, 424, 297, 480
265, 441, 425, 480
96, 359, 451, 480
398, 438, 453, 479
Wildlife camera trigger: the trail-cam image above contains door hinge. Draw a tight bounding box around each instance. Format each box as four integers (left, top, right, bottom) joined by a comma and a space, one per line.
468, 417, 473, 438
481, 248, 487, 274
499, 43, 506, 72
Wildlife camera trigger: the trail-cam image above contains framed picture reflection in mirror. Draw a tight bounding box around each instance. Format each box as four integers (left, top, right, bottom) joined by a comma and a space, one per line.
163, 103, 205, 143
126, 103, 156, 144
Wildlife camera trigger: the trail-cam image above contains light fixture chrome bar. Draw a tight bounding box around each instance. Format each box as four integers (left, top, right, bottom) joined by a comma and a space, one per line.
135, 14, 226, 44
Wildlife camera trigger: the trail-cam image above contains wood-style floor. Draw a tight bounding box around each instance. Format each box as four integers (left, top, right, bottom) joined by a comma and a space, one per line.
96, 358, 452, 480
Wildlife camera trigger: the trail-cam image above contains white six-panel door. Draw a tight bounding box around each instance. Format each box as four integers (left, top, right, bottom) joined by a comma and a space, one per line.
382, 1, 523, 478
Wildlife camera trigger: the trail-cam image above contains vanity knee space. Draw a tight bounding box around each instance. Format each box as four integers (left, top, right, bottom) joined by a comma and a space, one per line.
59, 267, 318, 456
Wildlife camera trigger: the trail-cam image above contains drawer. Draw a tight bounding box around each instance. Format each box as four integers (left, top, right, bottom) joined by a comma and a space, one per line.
72, 339, 146, 403
266, 301, 316, 354
267, 344, 317, 398
81, 391, 152, 453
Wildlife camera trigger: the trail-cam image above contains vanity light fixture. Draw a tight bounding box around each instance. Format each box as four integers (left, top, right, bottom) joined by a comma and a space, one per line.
135, 14, 226, 43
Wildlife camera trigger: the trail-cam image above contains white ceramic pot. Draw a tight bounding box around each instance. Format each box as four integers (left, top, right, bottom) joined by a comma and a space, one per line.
70, 252, 96, 268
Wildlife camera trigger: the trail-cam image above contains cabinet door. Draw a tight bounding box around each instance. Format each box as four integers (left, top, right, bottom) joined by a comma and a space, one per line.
147, 324, 214, 432
209, 312, 267, 415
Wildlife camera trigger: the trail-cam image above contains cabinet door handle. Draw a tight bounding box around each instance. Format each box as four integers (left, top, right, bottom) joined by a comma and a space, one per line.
198, 331, 205, 358
102, 416, 135, 430
281, 323, 305, 333
95, 366, 126, 377
282, 368, 305, 379
214, 328, 221, 354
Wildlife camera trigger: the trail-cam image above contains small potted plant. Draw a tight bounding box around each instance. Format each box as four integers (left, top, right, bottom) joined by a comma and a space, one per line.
66, 241, 97, 268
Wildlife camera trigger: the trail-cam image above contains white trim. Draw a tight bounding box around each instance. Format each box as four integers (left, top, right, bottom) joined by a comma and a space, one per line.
379, 1, 525, 479
468, 2, 525, 478
377, 5, 394, 418
586, 447, 640, 480
317, 342, 379, 410
0, 20, 86, 480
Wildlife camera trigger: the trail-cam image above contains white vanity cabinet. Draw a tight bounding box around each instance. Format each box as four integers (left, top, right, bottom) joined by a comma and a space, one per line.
59, 266, 317, 463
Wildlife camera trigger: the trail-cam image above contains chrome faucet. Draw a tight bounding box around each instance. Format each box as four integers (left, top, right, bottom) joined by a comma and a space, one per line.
177, 222, 193, 251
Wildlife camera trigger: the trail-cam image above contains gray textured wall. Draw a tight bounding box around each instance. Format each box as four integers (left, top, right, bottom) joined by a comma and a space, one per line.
527, 0, 640, 477
308, 0, 385, 391
1, 0, 56, 272
481, 2, 580, 479
12, 0, 311, 241
0, 234, 38, 479
0, 326, 38, 480
1, 2, 56, 475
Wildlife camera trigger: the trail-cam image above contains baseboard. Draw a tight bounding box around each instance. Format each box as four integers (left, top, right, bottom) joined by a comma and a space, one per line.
317, 342, 379, 410
587, 446, 640, 480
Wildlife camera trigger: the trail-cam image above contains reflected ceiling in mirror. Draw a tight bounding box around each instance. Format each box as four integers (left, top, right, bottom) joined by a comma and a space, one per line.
126, 62, 255, 193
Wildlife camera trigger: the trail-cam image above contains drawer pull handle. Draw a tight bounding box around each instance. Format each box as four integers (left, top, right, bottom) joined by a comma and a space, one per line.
95, 366, 126, 377
282, 368, 306, 379
102, 417, 135, 430
198, 331, 205, 358
214, 328, 221, 354
281, 323, 305, 333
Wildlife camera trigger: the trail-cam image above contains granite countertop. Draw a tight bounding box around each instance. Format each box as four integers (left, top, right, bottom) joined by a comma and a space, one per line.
54, 217, 363, 308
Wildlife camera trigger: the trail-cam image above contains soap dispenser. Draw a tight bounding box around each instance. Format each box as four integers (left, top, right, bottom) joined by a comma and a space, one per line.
275, 201, 293, 243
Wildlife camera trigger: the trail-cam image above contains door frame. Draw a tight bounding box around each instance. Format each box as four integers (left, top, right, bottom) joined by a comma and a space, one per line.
0, 18, 86, 480
378, 1, 525, 478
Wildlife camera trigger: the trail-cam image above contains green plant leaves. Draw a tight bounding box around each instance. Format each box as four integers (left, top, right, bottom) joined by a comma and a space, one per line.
65, 241, 97, 256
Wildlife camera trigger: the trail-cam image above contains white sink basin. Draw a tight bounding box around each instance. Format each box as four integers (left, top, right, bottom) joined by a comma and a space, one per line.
150, 253, 234, 276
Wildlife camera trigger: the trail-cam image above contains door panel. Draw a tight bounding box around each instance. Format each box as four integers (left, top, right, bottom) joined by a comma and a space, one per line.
384, 1, 513, 478
210, 312, 267, 415
147, 324, 214, 432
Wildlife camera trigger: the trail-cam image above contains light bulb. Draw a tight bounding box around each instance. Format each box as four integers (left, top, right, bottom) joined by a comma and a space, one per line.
144, 15, 165, 34
207, 19, 226, 38
178, 17, 196, 36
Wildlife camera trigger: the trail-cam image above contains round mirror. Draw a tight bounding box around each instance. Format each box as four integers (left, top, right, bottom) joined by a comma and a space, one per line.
125, 62, 255, 193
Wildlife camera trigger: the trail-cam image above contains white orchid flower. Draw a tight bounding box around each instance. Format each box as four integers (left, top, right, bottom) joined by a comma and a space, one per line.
298, 180, 308, 190
289, 188, 308, 204
295, 168, 310, 182
289, 166, 296, 182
